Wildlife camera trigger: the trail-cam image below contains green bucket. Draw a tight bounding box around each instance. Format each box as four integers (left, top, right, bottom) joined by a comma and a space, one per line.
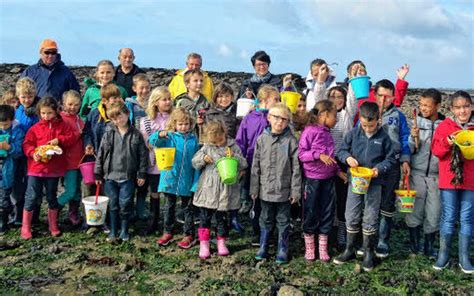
216, 157, 239, 185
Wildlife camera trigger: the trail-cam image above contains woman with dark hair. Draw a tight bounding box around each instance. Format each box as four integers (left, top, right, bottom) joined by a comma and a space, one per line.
238, 51, 281, 99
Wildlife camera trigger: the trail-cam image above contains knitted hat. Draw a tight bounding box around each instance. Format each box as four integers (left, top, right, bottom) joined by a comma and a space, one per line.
39, 39, 58, 52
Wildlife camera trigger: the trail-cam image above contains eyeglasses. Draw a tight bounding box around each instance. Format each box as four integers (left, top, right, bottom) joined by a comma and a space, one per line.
269, 114, 289, 122
43, 51, 58, 56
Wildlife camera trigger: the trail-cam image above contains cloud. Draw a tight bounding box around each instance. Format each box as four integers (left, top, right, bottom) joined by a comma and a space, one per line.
240, 49, 249, 60
217, 44, 233, 57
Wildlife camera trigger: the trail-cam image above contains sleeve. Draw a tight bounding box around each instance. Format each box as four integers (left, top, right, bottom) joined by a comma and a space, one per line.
235, 119, 248, 158
336, 130, 354, 165
148, 131, 169, 148
290, 138, 302, 201
393, 79, 409, 107
407, 119, 417, 154
82, 113, 93, 148
191, 146, 208, 170
399, 112, 411, 163
298, 129, 327, 162
345, 83, 358, 127
22, 127, 37, 158
375, 136, 396, 175
249, 138, 261, 197
68, 71, 81, 94
431, 122, 452, 160
58, 122, 80, 148
137, 133, 149, 179
94, 133, 107, 180
233, 143, 248, 171
79, 88, 91, 120
8, 128, 25, 159
313, 81, 327, 104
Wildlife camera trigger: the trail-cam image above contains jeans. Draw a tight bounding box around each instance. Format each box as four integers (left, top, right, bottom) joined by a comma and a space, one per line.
104, 179, 135, 220
199, 207, 229, 237
439, 189, 474, 236
163, 193, 194, 236
11, 156, 27, 211
303, 177, 336, 235
345, 183, 382, 235
24, 176, 60, 211
57, 170, 81, 206
405, 174, 440, 233
260, 200, 291, 234
380, 163, 400, 217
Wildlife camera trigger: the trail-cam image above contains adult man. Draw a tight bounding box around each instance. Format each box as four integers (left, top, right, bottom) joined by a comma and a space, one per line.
168, 53, 214, 101
20, 39, 80, 101
114, 48, 145, 97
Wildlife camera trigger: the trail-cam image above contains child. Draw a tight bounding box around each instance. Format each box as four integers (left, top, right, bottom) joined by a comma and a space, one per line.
431, 91, 473, 274
250, 103, 301, 264
236, 84, 280, 245
406, 89, 445, 257
21, 97, 77, 239
58, 90, 85, 226
0, 105, 25, 233
374, 79, 411, 258
79, 60, 127, 119
94, 102, 148, 242
304, 59, 337, 111
192, 121, 247, 259
149, 108, 200, 248
298, 100, 347, 262
334, 102, 395, 272
290, 94, 309, 140
138, 86, 173, 234
1, 89, 20, 109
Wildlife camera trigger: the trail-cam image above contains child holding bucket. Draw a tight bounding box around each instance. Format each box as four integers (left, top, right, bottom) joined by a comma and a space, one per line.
250, 103, 301, 264
58, 90, 85, 226
334, 101, 396, 272
236, 84, 280, 246
149, 108, 200, 249
405, 88, 445, 257
94, 102, 148, 242
138, 86, 173, 235
192, 121, 247, 259
20, 97, 78, 239
431, 91, 474, 274
298, 100, 347, 262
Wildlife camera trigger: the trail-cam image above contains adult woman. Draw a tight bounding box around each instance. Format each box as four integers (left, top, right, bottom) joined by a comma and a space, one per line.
238, 51, 281, 99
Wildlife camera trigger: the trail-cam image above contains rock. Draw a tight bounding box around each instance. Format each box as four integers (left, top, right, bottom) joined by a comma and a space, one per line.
277, 285, 304, 296
259, 287, 272, 296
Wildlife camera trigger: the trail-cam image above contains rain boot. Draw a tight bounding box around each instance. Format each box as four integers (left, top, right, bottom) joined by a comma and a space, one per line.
13, 201, 24, 227
408, 226, 421, 254
20, 210, 33, 240
424, 232, 438, 258
255, 229, 270, 260
433, 233, 452, 270
144, 198, 160, 235
0, 209, 8, 234
362, 234, 377, 272
318, 234, 330, 262
47, 208, 61, 237
68, 200, 81, 226
458, 234, 473, 274
217, 236, 229, 256
333, 231, 358, 265
304, 233, 315, 262
230, 210, 244, 235
337, 221, 346, 249
119, 218, 130, 241
375, 216, 392, 258
106, 211, 119, 242
198, 228, 211, 259
136, 192, 147, 221
275, 228, 289, 264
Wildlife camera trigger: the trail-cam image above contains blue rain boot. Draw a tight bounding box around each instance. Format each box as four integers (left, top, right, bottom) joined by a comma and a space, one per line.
375, 216, 392, 258
458, 234, 473, 274
255, 229, 270, 260
230, 210, 244, 235
119, 218, 130, 241
135, 193, 147, 221
106, 211, 119, 242
276, 228, 290, 264
433, 233, 452, 270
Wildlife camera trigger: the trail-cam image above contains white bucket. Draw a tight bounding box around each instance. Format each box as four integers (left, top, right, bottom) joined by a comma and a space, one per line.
82, 196, 109, 226
236, 98, 255, 118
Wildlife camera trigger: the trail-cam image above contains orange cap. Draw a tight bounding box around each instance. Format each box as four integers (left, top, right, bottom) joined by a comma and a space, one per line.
39, 39, 58, 52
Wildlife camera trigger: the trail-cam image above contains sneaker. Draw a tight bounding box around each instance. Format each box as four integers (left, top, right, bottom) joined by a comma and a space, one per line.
177, 235, 196, 249
157, 233, 173, 246
102, 225, 111, 234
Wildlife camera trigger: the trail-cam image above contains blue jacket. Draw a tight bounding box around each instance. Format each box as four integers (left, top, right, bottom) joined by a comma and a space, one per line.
15, 104, 39, 133
0, 121, 25, 189
20, 55, 80, 100
381, 104, 411, 163
149, 131, 199, 197
83, 105, 112, 151
125, 97, 147, 128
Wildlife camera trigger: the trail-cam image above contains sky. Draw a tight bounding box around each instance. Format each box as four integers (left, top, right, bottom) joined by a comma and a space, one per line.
0, 0, 473, 89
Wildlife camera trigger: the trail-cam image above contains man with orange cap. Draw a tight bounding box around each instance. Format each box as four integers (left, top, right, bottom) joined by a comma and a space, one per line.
20, 39, 80, 101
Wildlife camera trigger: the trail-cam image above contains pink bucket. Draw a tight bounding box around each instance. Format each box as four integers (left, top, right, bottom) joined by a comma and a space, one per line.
79, 161, 95, 185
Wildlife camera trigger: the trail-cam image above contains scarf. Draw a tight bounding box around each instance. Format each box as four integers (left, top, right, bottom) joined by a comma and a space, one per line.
250, 72, 272, 84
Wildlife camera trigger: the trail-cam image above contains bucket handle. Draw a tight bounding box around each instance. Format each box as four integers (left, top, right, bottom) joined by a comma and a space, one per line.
403, 174, 411, 194
78, 153, 96, 167
95, 183, 100, 205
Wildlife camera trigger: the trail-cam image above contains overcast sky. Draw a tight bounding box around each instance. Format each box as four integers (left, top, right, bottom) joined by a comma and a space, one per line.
0, 0, 472, 89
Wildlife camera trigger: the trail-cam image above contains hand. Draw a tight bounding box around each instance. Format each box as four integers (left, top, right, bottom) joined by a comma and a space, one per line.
350, 63, 367, 79
289, 197, 298, 204
317, 64, 329, 83
251, 194, 257, 200
33, 152, 42, 162
282, 74, 293, 88
0, 141, 10, 150
396, 64, 410, 80
85, 145, 94, 155
447, 135, 455, 146
372, 168, 379, 178
159, 131, 168, 138
320, 154, 337, 166
245, 88, 254, 99
346, 156, 359, 168
48, 138, 59, 146
239, 170, 246, 179
137, 178, 145, 187
337, 171, 348, 183
402, 162, 411, 177
204, 155, 214, 164
411, 127, 419, 138
95, 180, 102, 186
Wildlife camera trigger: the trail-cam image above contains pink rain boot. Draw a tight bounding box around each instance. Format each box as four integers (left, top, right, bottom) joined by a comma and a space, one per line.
304, 233, 316, 261
217, 236, 229, 256
20, 210, 33, 240
198, 228, 211, 259
319, 234, 330, 262
48, 208, 61, 237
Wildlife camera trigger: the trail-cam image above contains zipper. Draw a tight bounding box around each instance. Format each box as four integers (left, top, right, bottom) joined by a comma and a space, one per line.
175, 134, 187, 195
425, 121, 435, 177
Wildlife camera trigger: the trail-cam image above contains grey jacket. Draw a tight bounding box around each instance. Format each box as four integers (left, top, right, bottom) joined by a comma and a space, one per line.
250, 127, 302, 203
192, 138, 247, 211
408, 113, 445, 176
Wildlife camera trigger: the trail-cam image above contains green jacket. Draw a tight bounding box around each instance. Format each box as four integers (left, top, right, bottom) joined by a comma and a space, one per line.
79, 78, 127, 120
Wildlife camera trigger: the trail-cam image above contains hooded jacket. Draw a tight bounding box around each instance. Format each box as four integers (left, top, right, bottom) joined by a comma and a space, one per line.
380, 104, 411, 163
60, 112, 85, 170
82, 104, 112, 151
236, 109, 269, 167
79, 80, 127, 119
168, 69, 214, 101
15, 102, 40, 133
125, 96, 147, 128
205, 102, 238, 139
0, 120, 25, 189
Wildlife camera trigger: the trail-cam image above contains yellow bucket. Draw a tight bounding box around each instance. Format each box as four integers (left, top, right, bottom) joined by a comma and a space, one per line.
280, 91, 301, 113
154, 147, 176, 171
454, 130, 474, 160
349, 167, 373, 195
395, 189, 417, 213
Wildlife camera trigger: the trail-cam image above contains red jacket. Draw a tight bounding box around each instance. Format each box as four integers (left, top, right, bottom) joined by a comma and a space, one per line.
23, 117, 79, 177
431, 117, 474, 190
60, 112, 85, 170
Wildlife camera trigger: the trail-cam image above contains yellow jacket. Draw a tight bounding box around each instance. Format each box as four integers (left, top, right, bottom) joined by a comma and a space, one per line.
168, 69, 214, 102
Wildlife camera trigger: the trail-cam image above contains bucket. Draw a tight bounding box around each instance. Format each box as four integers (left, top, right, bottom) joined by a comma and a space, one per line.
79, 161, 96, 185
216, 157, 239, 185
0, 134, 9, 158
349, 167, 373, 194
454, 130, 474, 160
154, 147, 176, 171
349, 76, 371, 99
236, 98, 255, 118
280, 91, 301, 113
395, 190, 416, 213
82, 195, 109, 226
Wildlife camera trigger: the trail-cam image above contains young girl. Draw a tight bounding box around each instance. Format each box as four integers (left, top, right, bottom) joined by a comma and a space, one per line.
139, 86, 173, 235
58, 90, 84, 226
298, 100, 347, 262
431, 91, 473, 274
20, 97, 77, 239
149, 108, 200, 249
291, 94, 309, 140
79, 60, 127, 119
192, 121, 247, 259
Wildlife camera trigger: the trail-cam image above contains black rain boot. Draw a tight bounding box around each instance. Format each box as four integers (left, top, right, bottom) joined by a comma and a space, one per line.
424, 232, 437, 259
119, 218, 130, 241
408, 226, 421, 254
433, 233, 452, 270
362, 234, 377, 272
0, 209, 8, 234
375, 216, 392, 258
106, 211, 119, 242
144, 198, 160, 235
458, 234, 473, 274
333, 231, 358, 265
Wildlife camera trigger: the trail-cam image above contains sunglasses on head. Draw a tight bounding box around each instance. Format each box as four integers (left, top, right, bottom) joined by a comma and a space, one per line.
43, 51, 58, 56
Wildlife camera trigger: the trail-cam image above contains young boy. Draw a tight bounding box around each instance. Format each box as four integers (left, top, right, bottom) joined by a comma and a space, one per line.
334, 102, 396, 272
374, 79, 411, 258
1, 89, 20, 109
0, 105, 25, 233
250, 103, 301, 264
94, 102, 148, 242
406, 88, 444, 257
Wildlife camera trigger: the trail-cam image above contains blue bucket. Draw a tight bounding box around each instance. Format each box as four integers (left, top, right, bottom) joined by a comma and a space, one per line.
349, 76, 371, 99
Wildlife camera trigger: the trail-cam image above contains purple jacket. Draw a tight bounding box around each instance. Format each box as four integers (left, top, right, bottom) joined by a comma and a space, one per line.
236, 109, 269, 166
298, 124, 339, 179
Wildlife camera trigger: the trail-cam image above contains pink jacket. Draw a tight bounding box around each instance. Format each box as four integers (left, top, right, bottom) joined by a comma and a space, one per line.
139, 113, 170, 175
